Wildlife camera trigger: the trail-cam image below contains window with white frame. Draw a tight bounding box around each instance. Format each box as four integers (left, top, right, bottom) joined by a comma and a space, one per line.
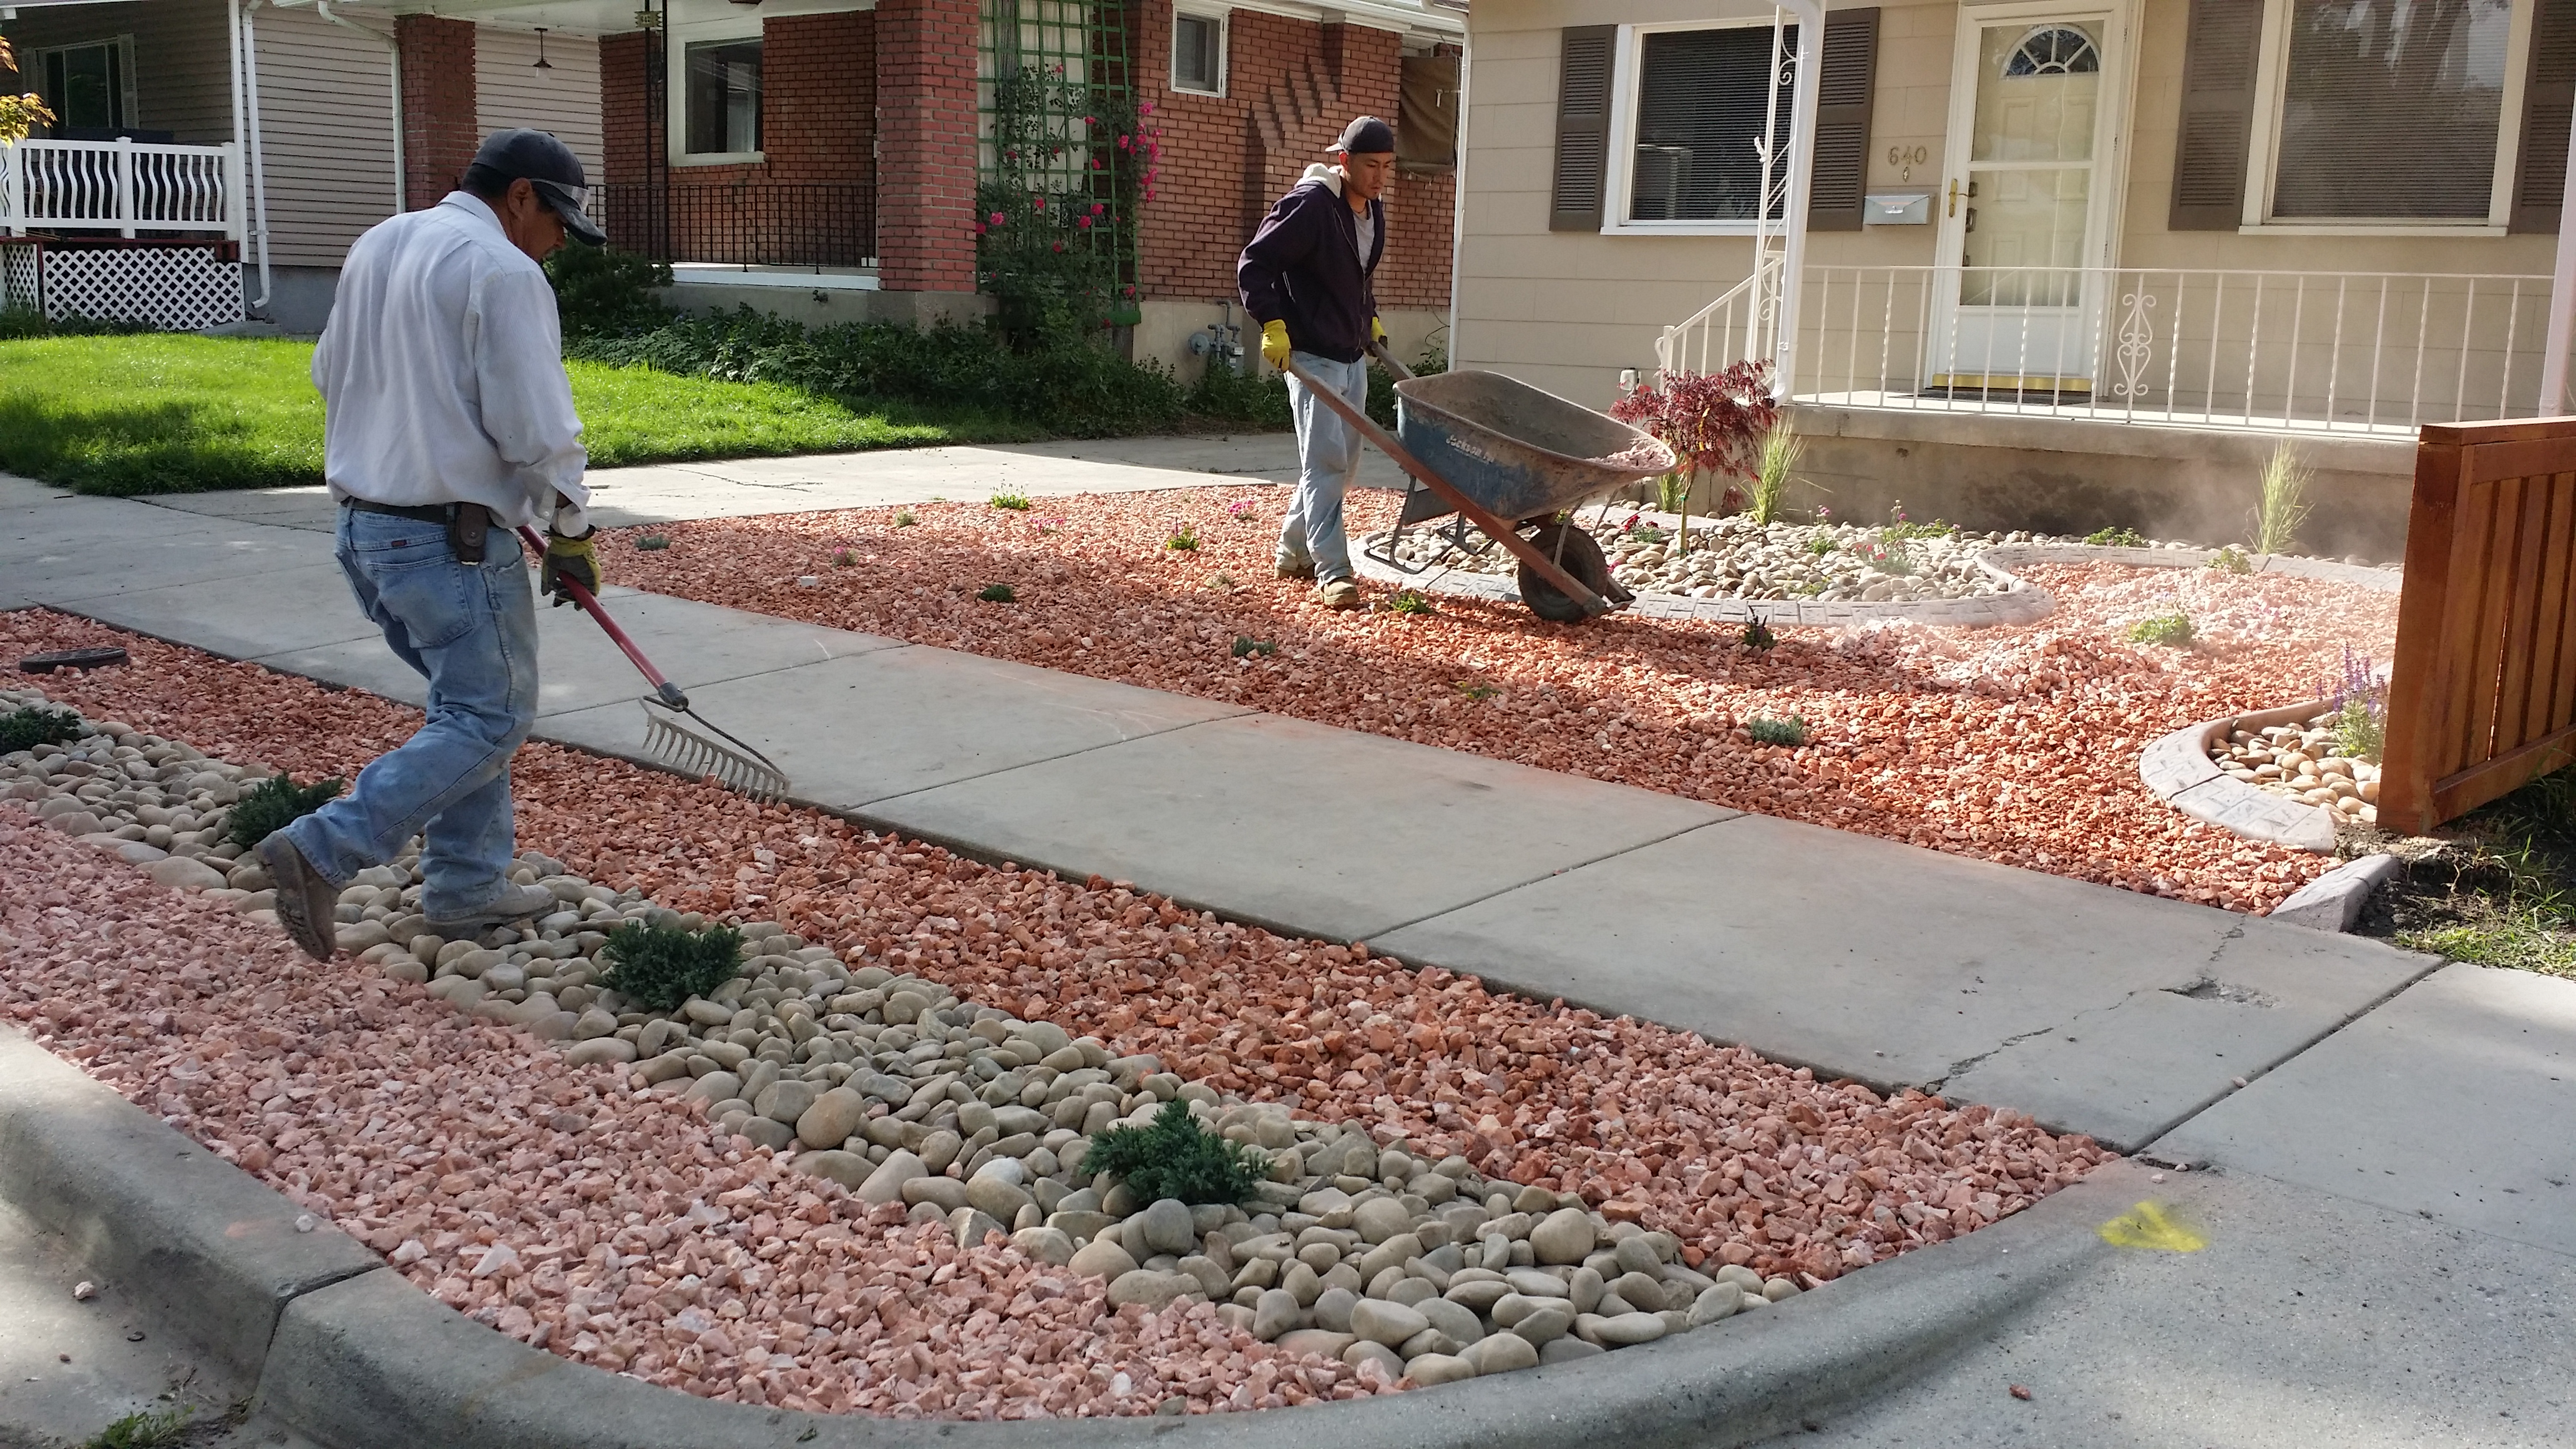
676, 35, 763, 161
1173, 9, 1224, 96
36, 37, 137, 137
2265, 0, 2515, 223
1609, 22, 1797, 229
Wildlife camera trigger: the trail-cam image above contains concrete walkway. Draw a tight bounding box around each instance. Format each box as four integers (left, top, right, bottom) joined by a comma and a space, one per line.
9, 468, 2576, 1445
134, 432, 1409, 535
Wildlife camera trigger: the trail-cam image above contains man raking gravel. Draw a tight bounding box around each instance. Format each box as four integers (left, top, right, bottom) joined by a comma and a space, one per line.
1239, 115, 1398, 611
258, 129, 609, 960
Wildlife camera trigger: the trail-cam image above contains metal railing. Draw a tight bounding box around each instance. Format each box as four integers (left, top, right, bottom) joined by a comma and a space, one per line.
594, 180, 876, 269
1654, 251, 1782, 380
1, 139, 243, 240
1661, 264, 2557, 433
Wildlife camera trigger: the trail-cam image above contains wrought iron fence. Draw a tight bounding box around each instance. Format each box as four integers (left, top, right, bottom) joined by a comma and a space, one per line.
593, 180, 874, 268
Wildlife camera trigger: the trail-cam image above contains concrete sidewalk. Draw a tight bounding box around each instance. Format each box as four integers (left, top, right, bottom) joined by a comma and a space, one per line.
132, 432, 1409, 535
11, 469, 2576, 1445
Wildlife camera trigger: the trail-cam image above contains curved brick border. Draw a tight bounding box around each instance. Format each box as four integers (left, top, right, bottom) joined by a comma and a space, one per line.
2139, 696, 2346, 854
1354, 535, 2400, 630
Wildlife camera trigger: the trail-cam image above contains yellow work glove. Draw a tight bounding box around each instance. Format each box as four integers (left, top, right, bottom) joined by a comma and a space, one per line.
1371, 316, 1387, 346
1261, 318, 1291, 371
541, 529, 601, 608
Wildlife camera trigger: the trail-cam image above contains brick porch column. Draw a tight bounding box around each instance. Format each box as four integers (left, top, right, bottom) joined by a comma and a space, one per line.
872, 0, 979, 307
398, 15, 479, 211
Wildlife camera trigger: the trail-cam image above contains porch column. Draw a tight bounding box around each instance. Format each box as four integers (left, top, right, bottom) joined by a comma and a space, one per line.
1772, 0, 1825, 402
397, 15, 478, 211
2545, 99, 2576, 414
874, 0, 982, 316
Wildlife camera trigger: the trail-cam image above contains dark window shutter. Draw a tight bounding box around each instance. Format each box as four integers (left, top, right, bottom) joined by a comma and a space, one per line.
1808, 8, 1878, 231
2169, 0, 2263, 230
1551, 26, 1614, 232
2512, 0, 2576, 233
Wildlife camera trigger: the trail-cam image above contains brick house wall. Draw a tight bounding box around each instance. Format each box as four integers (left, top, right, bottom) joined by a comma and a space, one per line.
871, 0, 977, 293
398, 15, 479, 212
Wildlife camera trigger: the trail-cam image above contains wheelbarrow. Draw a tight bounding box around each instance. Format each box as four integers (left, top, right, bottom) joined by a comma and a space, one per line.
1283, 348, 1676, 622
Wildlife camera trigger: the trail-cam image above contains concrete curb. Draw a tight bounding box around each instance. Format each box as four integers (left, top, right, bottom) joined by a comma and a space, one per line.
2270, 852, 2402, 931
0, 1027, 383, 1382
0, 1021, 2144, 1449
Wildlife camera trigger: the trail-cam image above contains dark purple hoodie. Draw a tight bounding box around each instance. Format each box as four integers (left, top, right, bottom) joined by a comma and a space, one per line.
1237, 165, 1383, 365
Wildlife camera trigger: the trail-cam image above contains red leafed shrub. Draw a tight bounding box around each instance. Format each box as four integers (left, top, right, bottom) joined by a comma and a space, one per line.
1610, 361, 1780, 494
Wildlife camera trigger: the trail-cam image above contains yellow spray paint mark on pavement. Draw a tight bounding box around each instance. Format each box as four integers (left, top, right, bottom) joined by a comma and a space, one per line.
2097, 1201, 2207, 1252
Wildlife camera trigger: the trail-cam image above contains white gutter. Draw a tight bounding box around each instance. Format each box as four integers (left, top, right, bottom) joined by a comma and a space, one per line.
1771, 0, 1825, 402
241, 0, 272, 311
315, 0, 403, 216
2544, 100, 2576, 414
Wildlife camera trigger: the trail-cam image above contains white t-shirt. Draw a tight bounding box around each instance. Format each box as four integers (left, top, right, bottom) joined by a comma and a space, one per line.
1354, 205, 1377, 269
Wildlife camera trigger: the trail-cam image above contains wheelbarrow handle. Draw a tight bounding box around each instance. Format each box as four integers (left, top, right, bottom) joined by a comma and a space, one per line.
1283, 360, 1616, 618
1368, 339, 1416, 381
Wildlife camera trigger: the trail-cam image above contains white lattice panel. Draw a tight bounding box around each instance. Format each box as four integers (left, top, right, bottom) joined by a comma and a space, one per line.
40, 246, 243, 331
1, 244, 37, 314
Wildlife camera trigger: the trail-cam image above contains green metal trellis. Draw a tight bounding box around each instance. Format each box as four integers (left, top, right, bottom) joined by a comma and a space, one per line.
976, 0, 1146, 337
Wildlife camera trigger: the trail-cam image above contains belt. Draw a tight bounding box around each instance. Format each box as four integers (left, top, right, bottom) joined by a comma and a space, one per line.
342, 497, 465, 524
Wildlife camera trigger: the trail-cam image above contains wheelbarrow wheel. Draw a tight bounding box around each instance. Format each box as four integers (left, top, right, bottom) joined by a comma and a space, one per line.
1517, 520, 1615, 623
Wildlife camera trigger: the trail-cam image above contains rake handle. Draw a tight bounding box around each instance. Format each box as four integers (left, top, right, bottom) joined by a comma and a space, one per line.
514, 525, 687, 709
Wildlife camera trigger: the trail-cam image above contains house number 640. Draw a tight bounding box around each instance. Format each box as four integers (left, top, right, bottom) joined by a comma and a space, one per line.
1886, 144, 1931, 182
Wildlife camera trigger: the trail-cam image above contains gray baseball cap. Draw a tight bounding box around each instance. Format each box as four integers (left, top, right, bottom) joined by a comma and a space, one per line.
469, 128, 605, 245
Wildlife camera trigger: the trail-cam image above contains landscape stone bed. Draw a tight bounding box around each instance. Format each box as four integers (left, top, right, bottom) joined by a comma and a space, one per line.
2206, 707, 2381, 828
0, 651, 2114, 1418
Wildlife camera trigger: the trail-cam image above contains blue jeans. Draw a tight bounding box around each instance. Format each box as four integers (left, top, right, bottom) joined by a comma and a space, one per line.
1280, 351, 1370, 583
281, 507, 539, 920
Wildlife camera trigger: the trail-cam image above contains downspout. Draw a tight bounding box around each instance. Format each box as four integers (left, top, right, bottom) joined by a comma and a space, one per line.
1771, 0, 1825, 404
1444, 34, 1468, 371
2543, 99, 2576, 414
315, 0, 402, 216
242, 0, 272, 311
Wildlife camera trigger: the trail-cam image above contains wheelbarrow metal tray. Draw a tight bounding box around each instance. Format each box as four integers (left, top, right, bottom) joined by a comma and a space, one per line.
1392, 371, 1676, 528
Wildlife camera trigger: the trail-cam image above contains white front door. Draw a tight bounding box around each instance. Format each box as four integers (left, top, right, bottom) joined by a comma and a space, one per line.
1930, 9, 2122, 396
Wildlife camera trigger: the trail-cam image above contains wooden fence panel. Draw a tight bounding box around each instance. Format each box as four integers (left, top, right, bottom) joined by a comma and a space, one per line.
2380, 419, 2576, 834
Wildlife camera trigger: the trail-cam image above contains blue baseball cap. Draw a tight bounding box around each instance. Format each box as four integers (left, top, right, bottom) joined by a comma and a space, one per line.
469, 128, 605, 245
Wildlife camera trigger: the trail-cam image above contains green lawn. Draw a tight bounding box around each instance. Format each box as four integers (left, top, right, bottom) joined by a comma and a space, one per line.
0, 334, 1032, 495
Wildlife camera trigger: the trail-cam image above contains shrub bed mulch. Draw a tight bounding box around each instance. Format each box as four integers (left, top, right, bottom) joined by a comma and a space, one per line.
0, 608, 2113, 1417
599, 487, 2401, 914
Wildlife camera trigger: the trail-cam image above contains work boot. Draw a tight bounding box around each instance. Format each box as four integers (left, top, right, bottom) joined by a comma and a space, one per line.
424, 882, 558, 937
256, 831, 341, 962
1316, 578, 1360, 610
1276, 558, 1315, 581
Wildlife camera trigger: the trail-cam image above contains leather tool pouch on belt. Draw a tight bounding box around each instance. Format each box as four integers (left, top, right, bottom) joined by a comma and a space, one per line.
446, 503, 492, 564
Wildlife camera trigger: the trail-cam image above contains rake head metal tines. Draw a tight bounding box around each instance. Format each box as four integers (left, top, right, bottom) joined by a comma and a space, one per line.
642, 699, 789, 803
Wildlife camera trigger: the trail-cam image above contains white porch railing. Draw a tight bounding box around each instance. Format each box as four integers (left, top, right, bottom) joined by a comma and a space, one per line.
1661, 265, 2557, 434
1, 139, 245, 242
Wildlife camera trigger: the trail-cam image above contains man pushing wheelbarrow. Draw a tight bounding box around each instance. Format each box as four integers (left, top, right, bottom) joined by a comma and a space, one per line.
1239, 115, 1399, 612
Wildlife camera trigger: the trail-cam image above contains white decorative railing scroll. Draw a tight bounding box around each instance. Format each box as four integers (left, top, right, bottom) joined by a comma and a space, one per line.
1, 139, 245, 242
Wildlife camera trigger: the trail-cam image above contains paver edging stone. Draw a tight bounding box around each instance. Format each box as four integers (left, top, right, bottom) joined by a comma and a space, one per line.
2140, 697, 2344, 854
1353, 535, 2400, 629
0, 1008, 2139, 1449
254, 1162, 2144, 1449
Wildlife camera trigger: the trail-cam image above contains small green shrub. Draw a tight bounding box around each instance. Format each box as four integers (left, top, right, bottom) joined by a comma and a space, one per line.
1084, 1099, 1269, 1205
1166, 524, 1199, 552
634, 533, 671, 551
1656, 474, 1690, 515
1747, 714, 1808, 747
544, 244, 675, 338
893, 509, 917, 528
2087, 525, 2148, 547
990, 492, 1032, 511
1387, 588, 1432, 615
1749, 423, 1803, 526
83, 1406, 193, 1449
1185, 361, 1290, 429
0, 704, 85, 754
597, 921, 745, 1012
2253, 440, 2312, 556
1231, 636, 1276, 658
2127, 611, 2196, 647
1740, 618, 1777, 651
2207, 545, 2253, 574
1454, 680, 1500, 701
977, 582, 1018, 602
1806, 534, 1835, 557
1858, 539, 1916, 576
225, 773, 345, 849
2334, 694, 2386, 764
831, 548, 855, 567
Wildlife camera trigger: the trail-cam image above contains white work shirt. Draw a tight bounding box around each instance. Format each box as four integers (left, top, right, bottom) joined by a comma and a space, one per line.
311, 192, 590, 532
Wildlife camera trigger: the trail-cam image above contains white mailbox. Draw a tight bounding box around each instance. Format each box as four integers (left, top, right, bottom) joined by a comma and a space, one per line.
1864, 192, 1931, 225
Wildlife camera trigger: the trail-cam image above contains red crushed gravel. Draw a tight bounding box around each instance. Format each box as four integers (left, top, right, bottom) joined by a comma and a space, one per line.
592, 488, 2400, 914
1, 607, 2114, 1413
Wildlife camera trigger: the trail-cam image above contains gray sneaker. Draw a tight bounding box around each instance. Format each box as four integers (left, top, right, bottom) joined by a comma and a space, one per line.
256, 831, 341, 962
424, 882, 558, 937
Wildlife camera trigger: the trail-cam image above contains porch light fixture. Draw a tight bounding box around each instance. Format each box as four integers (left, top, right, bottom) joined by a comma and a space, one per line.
532, 28, 552, 69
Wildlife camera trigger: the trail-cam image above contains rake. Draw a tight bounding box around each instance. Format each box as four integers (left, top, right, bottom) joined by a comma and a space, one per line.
515, 526, 790, 802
